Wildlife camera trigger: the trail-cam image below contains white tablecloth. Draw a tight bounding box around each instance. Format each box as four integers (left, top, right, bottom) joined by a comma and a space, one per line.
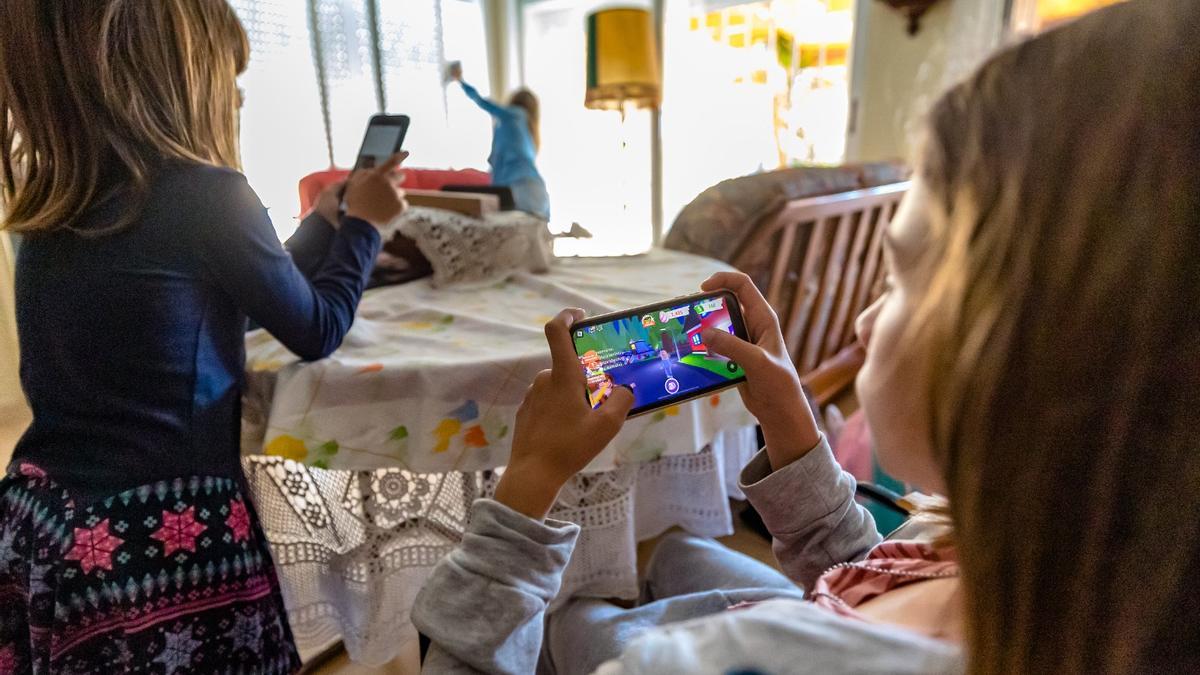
240, 250, 757, 664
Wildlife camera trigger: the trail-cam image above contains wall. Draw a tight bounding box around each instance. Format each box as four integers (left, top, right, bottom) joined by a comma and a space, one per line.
1, 234, 30, 464
846, 0, 1009, 163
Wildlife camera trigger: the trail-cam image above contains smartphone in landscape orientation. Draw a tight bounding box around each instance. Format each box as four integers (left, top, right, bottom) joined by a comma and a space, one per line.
353, 114, 410, 171
572, 291, 749, 418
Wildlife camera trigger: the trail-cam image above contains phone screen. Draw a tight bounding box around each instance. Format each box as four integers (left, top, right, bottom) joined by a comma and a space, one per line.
573, 292, 746, 415
357, 124, 404, 169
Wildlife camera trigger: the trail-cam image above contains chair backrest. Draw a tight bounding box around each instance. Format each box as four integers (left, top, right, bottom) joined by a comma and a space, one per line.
732, 182, 910, 403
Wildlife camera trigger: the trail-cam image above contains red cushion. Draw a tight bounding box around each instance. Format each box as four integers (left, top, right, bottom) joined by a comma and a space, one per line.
297, 167, 491, 216
403, 168, 490, 191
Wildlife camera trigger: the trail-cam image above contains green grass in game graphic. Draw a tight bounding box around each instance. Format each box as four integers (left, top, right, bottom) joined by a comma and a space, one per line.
574, 311, 693, 359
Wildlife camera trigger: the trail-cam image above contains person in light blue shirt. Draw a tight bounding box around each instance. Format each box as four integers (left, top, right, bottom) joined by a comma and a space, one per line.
448, 63, 550, 220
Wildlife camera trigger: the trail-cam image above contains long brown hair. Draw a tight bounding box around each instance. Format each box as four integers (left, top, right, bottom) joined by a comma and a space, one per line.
910, 1, 1200, 673
0, 0, 250, 235
509, 88, 541, 152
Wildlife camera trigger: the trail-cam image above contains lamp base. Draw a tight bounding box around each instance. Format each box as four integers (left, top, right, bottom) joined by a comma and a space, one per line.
584, 82, 661, 111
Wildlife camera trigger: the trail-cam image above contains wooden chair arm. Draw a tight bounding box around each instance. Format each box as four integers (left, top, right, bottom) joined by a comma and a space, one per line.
801, 343, 866, 407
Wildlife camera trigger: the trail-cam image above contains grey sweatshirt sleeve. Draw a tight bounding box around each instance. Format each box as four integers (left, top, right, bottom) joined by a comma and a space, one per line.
738, 434, 881, 590
411, 498, 579, 674
595, 599, 964, 675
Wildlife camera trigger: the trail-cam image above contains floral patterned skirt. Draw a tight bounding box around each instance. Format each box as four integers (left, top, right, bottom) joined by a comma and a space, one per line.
0, 463, 300, 674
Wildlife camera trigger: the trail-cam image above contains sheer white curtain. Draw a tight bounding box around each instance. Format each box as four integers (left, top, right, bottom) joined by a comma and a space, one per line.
660, 0, 855, 229
229, 0, 492, 240
660, 0, 779, 230
522, 0, 856, 250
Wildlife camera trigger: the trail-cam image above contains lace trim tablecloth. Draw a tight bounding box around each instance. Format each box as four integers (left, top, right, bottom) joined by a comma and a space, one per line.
243, 427, 755, 666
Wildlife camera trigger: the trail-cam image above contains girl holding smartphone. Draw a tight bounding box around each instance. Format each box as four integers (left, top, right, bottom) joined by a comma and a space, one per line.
414, 1, 1200, 672
0, 2, 406, 671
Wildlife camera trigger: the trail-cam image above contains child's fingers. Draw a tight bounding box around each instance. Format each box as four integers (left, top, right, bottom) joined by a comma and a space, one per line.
702, 272, 773, 319
373, 151, 409, 176
545, 309, 587, 385
702, 272, 781, 341
590, 385, 634, 437
702, 328, 764, 374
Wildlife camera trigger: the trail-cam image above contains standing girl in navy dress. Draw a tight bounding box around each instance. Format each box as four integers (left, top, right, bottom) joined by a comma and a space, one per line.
0, 2, 406, 672
447, 64, 551, 221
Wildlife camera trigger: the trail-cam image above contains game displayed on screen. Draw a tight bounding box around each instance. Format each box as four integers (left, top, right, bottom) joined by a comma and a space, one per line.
574, 295, 744, 410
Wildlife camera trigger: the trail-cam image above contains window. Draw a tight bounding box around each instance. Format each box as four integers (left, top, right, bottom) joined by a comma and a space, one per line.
229, 0, 329, 240
230, 0, 492, 240
377, 0, 494, 171
662, 0, 854, 228
522, 0, 857, 253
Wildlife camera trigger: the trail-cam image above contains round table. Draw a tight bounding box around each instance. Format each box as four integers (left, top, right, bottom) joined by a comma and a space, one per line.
240, 249, 757, 665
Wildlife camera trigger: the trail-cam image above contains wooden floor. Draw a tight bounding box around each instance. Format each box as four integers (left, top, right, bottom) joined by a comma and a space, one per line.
303, 640, 421, 675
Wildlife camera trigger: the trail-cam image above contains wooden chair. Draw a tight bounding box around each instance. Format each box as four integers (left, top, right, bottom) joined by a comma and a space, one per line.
732, 182, 910, 405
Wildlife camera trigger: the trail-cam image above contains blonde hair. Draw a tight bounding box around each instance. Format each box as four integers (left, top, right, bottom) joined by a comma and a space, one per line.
910, 1, 1200, 673
0, 0, 250, 235
509, 88, 541, 152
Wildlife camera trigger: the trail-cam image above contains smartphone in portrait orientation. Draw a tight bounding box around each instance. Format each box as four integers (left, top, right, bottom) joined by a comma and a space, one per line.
339, 114, 411, 214
353, 114, 410, 171
571, 290, 749, 418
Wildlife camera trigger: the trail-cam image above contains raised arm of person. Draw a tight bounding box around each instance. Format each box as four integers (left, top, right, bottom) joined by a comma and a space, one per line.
194, 154, 407, 360
447, 62, 518, 122
700, 272, 881, 589
411, 310, 635, 674
459, 80, 519, 121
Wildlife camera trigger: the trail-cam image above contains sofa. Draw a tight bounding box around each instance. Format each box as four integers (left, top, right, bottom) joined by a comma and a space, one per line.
663, 162, 909, 291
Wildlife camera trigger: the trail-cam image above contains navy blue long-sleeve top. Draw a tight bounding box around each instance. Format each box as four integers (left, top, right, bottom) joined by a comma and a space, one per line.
10, 163, 380, 503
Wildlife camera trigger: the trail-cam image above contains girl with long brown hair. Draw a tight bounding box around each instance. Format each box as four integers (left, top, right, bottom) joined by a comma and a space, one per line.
410, 1, 1200, 673
0, 1, 406, 671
